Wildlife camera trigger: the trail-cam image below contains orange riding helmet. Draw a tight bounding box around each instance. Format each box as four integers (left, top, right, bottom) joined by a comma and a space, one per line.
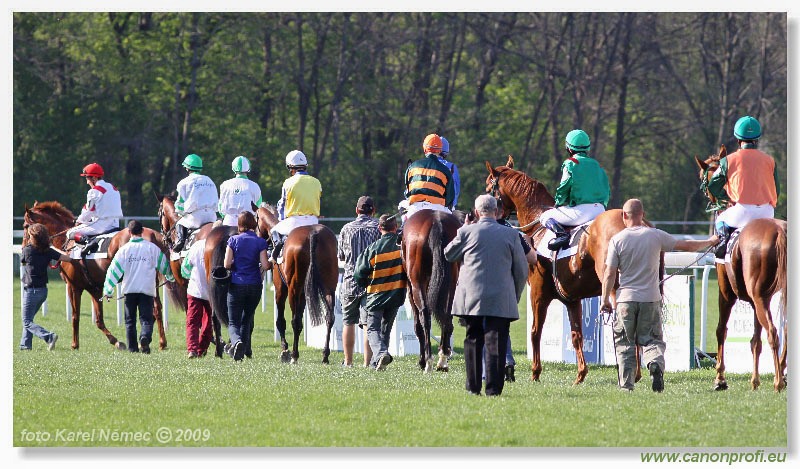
422, 134, 443, 154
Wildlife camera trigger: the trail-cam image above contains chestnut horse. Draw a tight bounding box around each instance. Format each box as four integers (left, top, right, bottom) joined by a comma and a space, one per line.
253, 204, 338, 364
696, 146, 788, 391
400, 209, 460, 372
485, 156, 628, 384
22, 201, 175, 351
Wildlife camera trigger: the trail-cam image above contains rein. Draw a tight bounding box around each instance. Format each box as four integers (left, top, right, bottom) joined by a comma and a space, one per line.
659, 245, 716, 285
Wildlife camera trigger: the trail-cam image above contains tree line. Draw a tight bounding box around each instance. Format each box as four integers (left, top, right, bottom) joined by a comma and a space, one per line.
13, 12, 787, 232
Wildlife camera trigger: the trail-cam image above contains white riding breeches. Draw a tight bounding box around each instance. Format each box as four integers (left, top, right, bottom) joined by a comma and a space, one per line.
539, 203, 605, 227
401, 201, 452, 222
716, 203, 774, 229
177, 209, 217, 229
272, 215, 319, 236
66, 219, 119, 240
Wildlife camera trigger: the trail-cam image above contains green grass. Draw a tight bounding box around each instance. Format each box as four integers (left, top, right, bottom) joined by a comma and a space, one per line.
12, 276, 786, 448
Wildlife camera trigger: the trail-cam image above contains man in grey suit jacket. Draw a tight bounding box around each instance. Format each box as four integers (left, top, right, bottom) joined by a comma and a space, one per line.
444, 194, 528, 396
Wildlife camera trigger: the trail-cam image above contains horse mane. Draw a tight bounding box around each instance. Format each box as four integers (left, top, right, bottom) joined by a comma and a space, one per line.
499, 167, 556, 208
31, 201, 75, 225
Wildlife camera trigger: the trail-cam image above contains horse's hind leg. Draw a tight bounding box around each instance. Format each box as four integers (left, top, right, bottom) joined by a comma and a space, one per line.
152, 292, 167, 350
321, 292, 335, 364
212, 315, 224, 358
275, 280, 290, 363
91, 295, 125, 351
753, 296, 785, 392
749, 306, 763, 391
289, 295, 305, 364
436, 316, 453, 372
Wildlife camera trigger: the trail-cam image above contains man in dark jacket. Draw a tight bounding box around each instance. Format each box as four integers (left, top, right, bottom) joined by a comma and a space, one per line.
445, 195, 528, 396
353, 214, 407, 371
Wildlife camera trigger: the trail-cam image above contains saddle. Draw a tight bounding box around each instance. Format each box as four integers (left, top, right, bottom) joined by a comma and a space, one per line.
70, 229, 120, 259
536, 221, 592, 261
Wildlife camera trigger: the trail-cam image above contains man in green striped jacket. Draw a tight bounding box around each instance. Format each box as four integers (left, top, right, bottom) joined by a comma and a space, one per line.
353, 214, 407, 371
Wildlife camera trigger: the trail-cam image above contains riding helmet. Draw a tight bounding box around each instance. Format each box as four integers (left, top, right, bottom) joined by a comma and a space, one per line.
285, 150, 307, 168
565, 129, 591, 154
232, 155, 251, 173
422, 134, 443, 154
734, 116, 762, 140
182, 154, 203, 171
80, 163, 104, 178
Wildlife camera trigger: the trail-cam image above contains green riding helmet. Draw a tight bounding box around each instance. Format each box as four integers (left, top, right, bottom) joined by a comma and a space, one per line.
232, 155, 251, 173
734, 116, 762, 140
565, 129, 591, 153
182, 153, 203, 171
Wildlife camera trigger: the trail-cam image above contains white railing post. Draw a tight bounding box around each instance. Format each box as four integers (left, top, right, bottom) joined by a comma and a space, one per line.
116, 286, 123, 326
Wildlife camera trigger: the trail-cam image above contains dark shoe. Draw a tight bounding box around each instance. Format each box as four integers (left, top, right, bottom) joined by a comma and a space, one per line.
648, 362, 664, 393
47, 333, 58, 351
376, 354, 393, 371
140, 338, 151, 355
232, 341, 244, 361
504, 365, 515, 382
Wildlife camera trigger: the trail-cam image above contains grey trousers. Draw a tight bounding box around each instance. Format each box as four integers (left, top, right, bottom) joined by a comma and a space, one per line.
613, 301, 666, 390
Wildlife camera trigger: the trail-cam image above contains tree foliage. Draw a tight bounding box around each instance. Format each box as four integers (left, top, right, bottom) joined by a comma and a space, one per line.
13, 13, 787, 230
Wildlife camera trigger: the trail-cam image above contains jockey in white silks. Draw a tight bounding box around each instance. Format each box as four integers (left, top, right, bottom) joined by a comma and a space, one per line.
269, 150, 322, 262
538, 129, 610, 251
66, 162, 123, 243
218, 155, 263, 227
173, 153, 219, 252
398, 133, 455, 222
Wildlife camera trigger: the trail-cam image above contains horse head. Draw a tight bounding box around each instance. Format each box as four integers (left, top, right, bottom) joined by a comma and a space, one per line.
695, 145, 727, 211
22, 201, 75, 248
254, 203, 280, 239
157, 193, 178, 242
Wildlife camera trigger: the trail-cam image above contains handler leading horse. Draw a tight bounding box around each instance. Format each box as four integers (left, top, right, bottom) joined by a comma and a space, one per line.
401, 209, 460, 372
22, 201, 175, 351
486, 156, 628, 384
696, 147, 788, 392
252, 204, 338, 364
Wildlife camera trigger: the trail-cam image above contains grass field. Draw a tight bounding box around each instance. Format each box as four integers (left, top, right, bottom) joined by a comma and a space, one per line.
12, 275, 787, 448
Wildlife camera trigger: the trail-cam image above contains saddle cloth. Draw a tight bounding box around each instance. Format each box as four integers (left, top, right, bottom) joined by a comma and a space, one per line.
536, 220, 593, 260
170, 229, 201, 261
69, 231, 118, 260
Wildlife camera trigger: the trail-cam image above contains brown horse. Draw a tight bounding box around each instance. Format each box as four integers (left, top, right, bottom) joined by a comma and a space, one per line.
485, 156, 629, 384
253, 204, 338, 364
22, 201, 174, 351
400, 209, 460, 372
696, 146, 788, 391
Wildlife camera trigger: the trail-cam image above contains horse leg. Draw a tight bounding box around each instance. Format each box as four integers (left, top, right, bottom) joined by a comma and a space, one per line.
407, 285, 427, 371
212, 315, 224, 358
566, 301, 587, 385
275, 280, 290, 363
529, 295, 550, 382
322, 291, 335, 364
91, 295, 125, 350
753, 296, 785, 392
749, 306, 763, 391
421, 309, 434, 373
152, 292, 167, 351
436, 316, 453, 372
289, 294, 305, 364
714, 267, 736, 391
68, 286, 81, 350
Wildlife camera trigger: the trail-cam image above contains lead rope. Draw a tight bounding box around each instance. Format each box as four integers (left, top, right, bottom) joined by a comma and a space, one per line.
659, 245, 716, 285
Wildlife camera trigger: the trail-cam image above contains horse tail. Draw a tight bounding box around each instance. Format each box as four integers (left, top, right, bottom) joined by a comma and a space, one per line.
774, 221, 787, 309
209, 236, 230, 327
426, 216, 450, 327
164, 273, 187, 313
304, 229, 327, 327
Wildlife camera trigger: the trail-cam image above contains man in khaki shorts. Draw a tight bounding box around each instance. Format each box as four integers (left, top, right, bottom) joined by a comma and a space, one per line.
600, 199, 717, 392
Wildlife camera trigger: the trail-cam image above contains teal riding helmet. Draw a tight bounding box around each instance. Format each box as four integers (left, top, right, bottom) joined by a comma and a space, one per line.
565, 129, 590, 153
734, 116, 762, 140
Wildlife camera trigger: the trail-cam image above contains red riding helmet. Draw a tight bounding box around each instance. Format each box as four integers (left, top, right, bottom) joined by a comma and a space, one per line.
80, 163, 104, 178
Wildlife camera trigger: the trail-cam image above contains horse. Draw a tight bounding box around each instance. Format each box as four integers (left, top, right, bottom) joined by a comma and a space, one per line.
400, 209, 460, 372
485, 156, 631, 385
696, 146, 788, 391
22, 201, 177, 351
157, 193, 227, 357
252, 204, 338, 364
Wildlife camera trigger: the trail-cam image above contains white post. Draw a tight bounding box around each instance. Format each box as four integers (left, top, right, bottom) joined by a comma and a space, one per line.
65, 286, 72, 322
162, 283, 169, 331
700, 264, 713, 353
116, 286, 123, 326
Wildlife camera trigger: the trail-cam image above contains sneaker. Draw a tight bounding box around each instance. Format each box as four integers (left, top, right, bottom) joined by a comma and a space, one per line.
232, 341, 244, 361
341, 361, 354, 369
504, 365, 515, 382
47, 333, 58, 351
188, 351, 199, 358
223, 342, 232, 356
648, 362, 664, 393
376, 354, 393, 371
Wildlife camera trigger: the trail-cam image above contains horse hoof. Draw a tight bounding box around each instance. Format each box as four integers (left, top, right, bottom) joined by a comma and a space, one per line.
435, 365, 449, 372
291, 358, 298, 365
713, 380, 728, 391
424, 359, 434, 373
115, 342, 127, 351
280, 351, 291, 363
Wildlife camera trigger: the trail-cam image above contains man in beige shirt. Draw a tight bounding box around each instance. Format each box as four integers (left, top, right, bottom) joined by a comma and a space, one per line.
600, 199, 717, 392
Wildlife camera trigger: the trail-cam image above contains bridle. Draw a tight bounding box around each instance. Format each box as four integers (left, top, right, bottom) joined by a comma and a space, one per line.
157, 200, 176, 245
486, 172, 547, 233
699, 161, 727, 213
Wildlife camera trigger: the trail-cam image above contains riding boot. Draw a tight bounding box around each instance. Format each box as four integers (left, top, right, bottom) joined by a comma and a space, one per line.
395, 228, 403, 247
80, 238, 98, 257
172, 225, 188, 253
714, 221, 732, 260
544, 218, 570, 251
269, 232, 285, 263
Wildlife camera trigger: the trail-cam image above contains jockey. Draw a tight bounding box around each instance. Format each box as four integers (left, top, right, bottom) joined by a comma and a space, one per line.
401, 133, 455, 219
66, 163, 123, 251
270, 150, 322, 262
538, 129, 610, 251
708, 116, 779, 255
437, 136, 460, 210
173, 153, 219, 252
218, 155, 263, 227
